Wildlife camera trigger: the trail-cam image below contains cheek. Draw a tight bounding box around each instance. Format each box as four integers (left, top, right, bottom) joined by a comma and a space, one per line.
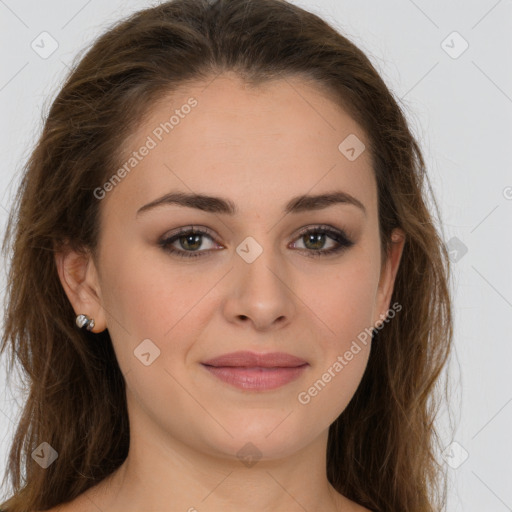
100, 238, 178, 329
293, 261, 377, 425
301, 252, 380, 347
99, 244, 218, 366
293, 251, 378, 410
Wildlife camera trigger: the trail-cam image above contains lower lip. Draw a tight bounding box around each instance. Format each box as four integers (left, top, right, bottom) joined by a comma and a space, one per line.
201, 364, 308, 391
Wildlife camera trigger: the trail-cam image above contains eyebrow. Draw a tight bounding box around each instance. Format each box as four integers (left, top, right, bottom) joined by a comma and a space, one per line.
136, 190, 366, 217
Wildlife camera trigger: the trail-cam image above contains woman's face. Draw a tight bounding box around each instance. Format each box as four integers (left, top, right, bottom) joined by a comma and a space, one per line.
60, 72, 404, 462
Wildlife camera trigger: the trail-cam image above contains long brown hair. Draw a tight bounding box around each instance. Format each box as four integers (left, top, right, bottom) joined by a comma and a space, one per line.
0, 0, 453, 510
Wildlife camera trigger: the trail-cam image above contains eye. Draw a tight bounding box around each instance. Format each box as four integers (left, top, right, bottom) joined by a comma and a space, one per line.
289, 224, 355, 258
158, 224, 354, 259
159, 226, 220, 259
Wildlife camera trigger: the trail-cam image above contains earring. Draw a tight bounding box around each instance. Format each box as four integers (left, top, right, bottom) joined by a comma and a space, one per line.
76, 314, 95, 331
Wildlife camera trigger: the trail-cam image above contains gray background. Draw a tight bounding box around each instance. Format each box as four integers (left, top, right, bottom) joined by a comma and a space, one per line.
1, 0, 511, 509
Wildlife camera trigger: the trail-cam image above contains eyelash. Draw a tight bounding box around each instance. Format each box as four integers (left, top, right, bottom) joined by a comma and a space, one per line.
158, 224, 354, 259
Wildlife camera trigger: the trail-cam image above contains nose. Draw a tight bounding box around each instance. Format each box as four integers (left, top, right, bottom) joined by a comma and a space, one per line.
221, 245, 296, 332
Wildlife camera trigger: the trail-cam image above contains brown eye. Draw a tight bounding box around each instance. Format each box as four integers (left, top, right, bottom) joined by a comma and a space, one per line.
290, 225, 354, 258
159, 227, 220, 259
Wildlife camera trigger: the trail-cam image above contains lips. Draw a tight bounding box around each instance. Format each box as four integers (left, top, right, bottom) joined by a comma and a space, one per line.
202, 351, 308, 368
201, 351, 309, 391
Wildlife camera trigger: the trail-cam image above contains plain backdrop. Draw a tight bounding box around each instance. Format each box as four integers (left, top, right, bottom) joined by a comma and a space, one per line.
1, 0, 511, 510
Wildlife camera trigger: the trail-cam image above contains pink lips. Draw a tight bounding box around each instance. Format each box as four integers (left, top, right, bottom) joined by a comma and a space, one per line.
201, 351, 309, 391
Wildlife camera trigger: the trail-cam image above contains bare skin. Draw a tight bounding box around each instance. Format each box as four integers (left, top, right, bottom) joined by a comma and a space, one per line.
53, 71, 404, 512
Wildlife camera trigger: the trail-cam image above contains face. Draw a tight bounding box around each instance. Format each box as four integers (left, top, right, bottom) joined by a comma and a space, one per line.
58, 72, 404, 463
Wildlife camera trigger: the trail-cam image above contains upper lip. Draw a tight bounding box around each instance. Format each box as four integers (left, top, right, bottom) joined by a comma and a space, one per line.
202, 351, 308, 368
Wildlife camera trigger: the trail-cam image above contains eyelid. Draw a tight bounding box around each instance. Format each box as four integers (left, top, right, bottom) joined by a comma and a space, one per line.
161, 225, 217, 240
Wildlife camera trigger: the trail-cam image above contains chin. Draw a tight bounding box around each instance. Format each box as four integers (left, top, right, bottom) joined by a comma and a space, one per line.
201, 415, 318, 462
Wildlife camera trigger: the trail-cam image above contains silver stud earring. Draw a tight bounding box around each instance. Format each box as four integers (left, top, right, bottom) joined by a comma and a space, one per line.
76, 314, 95, 331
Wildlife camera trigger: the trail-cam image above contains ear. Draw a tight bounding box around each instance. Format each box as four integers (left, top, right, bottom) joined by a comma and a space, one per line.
373, 228, 406, 326
54, 245, 107, 333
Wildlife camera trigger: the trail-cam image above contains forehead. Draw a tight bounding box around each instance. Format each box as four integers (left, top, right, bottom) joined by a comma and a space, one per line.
104, 72, 377, 219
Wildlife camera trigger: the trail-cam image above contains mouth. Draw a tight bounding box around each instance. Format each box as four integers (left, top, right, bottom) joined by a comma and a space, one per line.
201, 351, 309, 391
